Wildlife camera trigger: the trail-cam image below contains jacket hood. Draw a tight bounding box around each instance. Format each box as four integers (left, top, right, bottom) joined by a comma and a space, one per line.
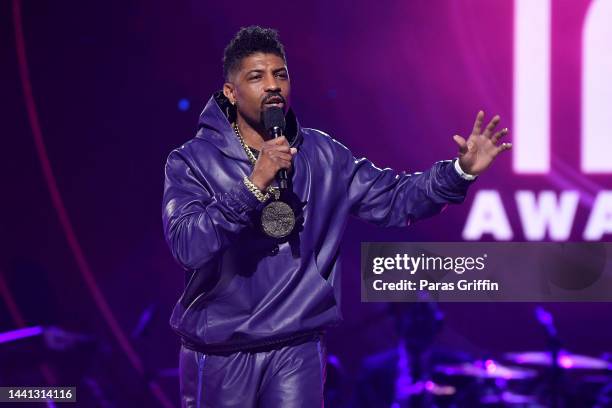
195, 91, 303, 161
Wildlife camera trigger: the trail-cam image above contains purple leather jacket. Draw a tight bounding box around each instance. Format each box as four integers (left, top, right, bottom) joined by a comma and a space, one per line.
162, 92, 473, 353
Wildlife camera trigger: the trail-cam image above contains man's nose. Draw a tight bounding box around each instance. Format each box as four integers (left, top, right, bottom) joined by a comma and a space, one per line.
263, 74, 281, 92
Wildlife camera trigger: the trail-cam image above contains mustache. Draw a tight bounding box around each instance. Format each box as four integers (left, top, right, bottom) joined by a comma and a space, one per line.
262, 93, 286, 106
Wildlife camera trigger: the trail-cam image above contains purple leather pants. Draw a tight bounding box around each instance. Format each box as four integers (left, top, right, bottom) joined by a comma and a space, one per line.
179, 337, 326, 407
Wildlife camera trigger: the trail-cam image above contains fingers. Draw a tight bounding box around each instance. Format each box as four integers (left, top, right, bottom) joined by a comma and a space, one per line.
494, 142, 513, 156
251, 138, 298, 188
492, 128, 509, 144
268, 151, 294, 163
270, 145, 291, 153
270, 136, 289, 146
265, 146, 298, 155
471, 110, 484, 135
453, 135, 468, 154
484, 115, 501, 138
264, 136, 297, 157
270, 156, 293, 170
262, 143, 297, 156
261, 146, 298, 170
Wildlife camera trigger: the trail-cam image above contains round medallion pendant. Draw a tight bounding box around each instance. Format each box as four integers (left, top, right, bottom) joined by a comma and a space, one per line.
261, 200, 295, 238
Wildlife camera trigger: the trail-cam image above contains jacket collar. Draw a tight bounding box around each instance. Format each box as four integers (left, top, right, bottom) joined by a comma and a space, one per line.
195, 91, 303, 161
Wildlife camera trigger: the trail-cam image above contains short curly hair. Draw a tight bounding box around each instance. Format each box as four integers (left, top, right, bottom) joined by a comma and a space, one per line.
223, 26, 287, 80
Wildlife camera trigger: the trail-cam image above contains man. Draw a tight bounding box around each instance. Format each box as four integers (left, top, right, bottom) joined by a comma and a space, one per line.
162, 26, 510, 408
353, 301, 472, 408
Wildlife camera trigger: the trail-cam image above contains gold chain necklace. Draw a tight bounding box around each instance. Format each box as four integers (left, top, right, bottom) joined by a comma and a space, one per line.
231, 122, 295, 238
233, 122, 258, 165
232, 122, 280, 200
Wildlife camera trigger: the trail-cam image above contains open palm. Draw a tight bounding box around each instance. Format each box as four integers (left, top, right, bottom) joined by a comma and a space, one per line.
453, 111, 512, 176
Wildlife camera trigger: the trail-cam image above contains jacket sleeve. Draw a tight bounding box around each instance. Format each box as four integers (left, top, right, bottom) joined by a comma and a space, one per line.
162, 149, 260, 270
334, 140, 474, 227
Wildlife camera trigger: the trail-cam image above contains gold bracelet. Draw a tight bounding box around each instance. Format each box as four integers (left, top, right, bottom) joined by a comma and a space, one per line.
243, 176, 270, 202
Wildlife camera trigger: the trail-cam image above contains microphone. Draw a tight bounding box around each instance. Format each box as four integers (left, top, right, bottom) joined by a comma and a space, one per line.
263, 106, 288, 190
535, 306, 558, 339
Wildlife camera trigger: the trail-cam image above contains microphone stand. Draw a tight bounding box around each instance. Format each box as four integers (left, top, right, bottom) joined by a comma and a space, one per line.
535, 306, 563, 408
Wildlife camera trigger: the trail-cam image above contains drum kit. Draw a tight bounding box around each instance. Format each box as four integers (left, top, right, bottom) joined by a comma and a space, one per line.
426, 351, 612, 407
384, 305, 612, 408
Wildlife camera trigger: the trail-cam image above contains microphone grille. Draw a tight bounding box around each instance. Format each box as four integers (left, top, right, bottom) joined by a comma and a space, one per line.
263, 106, 286, 132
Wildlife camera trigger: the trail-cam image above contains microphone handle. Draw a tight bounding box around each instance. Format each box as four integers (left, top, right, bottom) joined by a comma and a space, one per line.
272, 127, 288, 190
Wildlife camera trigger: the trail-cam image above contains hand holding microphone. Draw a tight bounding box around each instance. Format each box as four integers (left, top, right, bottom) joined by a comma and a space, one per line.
249, 107, 297, 191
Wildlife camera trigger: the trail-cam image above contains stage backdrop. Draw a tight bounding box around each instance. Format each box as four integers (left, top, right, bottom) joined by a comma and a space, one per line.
1, 0, 611, 405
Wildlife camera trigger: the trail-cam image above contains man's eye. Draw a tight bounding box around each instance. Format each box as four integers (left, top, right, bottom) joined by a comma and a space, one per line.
276, 72, 288, 78
249, 75, 261, 80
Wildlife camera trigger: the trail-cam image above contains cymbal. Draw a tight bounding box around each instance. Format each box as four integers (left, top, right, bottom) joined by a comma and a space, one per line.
505, 351, 611, 370
435, 359, 537, 380
395, 380, 456, 397
480, 391, 540, 405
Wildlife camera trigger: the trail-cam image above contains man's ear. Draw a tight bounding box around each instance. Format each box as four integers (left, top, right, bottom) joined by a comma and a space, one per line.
223, 82, 235, 105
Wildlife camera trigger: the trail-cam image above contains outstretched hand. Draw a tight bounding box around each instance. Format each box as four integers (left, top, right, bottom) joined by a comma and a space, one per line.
453, 111, 512, 176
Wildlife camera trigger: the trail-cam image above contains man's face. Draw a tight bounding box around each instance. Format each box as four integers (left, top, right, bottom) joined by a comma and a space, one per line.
224, 52, 291, 127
